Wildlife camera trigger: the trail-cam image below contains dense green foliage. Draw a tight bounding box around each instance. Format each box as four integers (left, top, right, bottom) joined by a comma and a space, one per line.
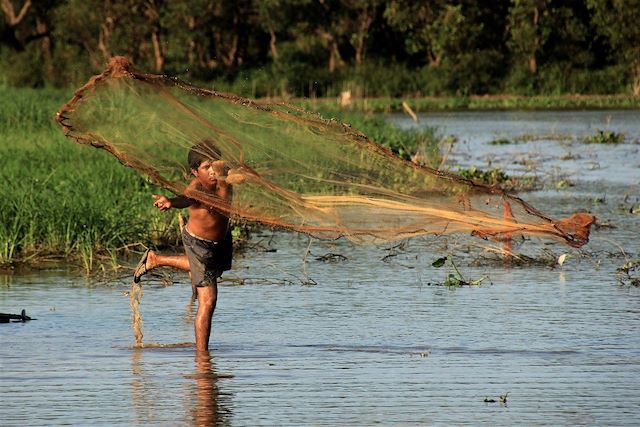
0, 88, 183, 270
0, 87, 438, 269
1, 0, 639, 96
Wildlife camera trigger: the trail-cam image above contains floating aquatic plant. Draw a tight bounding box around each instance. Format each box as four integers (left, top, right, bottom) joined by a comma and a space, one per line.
456, 166, 511, 185
583, 129, 625, 144
429, 256, 488, 287
616, 260, 640, 286
488, 138, 513, 145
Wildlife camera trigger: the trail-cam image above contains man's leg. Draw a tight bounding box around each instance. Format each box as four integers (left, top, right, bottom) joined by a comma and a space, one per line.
194, 280, 218, 352
134, 250, 191, 283
147, 252, 190, 271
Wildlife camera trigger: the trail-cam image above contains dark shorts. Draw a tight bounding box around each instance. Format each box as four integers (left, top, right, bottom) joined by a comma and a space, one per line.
182, 227, 233, 287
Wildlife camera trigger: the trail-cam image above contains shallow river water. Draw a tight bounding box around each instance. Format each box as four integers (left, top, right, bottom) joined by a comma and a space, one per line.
2, 110, 639, 426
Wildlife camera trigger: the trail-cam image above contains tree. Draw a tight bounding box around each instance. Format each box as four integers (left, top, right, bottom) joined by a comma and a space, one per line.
254, 0, 297, 61
425, 4, 465, 67
342, 0, 382, 66
506, 0, 551, 74
383, 1, 470, 68
0, 0, 32, 50
163, 0, 256, 75
587, 0, 640, 95
145, 0, 165, 72
314, 0, 346, 72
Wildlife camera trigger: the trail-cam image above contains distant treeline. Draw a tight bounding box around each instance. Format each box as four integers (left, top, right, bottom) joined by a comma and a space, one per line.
1, 0, 639, 97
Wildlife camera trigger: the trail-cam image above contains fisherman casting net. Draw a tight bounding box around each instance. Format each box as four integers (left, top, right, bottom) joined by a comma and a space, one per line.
56, 57, 595, 248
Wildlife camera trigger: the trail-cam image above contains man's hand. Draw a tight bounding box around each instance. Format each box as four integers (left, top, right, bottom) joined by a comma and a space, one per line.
152, 194, 172, 211
226, 168, 247, 185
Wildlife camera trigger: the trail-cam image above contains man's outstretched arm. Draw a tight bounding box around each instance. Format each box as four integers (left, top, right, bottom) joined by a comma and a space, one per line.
152, 194, 194, 211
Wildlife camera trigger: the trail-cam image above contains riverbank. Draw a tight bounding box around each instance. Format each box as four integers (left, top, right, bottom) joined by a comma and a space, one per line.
297, 93, 640, 113
2, 87, 638, 272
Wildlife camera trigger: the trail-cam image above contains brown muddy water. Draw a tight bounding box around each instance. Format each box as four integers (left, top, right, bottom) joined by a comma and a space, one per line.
2, 110, 639, 426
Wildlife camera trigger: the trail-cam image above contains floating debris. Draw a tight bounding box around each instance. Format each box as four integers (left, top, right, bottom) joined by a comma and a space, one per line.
314, 252, 348, 262
0, 309, 35, 323
558, 253, 568, 266
616, 260, 640, 286
484, 392, 509, 405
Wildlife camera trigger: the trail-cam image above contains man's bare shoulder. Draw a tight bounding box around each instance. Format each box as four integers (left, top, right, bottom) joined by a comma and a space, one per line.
184, 178, 204, 196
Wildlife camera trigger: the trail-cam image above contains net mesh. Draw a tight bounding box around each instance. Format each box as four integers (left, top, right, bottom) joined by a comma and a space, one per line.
56, 57, 595, 248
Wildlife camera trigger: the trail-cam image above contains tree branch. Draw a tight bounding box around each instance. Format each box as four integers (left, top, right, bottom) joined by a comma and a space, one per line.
1, 0, 31, 27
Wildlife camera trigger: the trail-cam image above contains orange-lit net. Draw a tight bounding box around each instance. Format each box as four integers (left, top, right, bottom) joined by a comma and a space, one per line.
56, 57, 595, 248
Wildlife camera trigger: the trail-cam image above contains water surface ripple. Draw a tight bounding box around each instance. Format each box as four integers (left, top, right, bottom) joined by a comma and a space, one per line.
2, 110, 639, 426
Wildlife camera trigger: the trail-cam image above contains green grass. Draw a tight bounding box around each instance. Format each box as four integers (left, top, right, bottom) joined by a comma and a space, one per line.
0, 87, 443, 271
0, 87, 181, 270
0, 128, 180, 269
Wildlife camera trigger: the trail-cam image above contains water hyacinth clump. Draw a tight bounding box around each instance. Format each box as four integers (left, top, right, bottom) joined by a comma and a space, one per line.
583, 129, 626, 144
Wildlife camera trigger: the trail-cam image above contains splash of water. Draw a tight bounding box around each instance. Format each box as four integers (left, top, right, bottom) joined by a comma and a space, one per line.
130, 281, 144, 346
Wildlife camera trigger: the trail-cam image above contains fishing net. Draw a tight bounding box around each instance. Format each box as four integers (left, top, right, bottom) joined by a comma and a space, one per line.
56, 57, 595, 248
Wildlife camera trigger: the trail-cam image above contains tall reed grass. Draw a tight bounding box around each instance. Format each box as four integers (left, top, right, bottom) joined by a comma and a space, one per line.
0, 87, 178, 270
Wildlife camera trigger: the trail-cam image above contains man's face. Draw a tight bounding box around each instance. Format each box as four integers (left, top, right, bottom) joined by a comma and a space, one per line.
193, 159, 228, 187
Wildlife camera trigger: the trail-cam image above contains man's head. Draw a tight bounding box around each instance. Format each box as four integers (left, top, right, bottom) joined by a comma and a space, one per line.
188, 140, 229, 188
188, 140, 222, 171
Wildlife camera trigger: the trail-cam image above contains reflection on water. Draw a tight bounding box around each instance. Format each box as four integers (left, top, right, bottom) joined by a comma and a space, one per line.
188, 352, 233, 426
129, 348, 233, 426
1, 110, 639, 425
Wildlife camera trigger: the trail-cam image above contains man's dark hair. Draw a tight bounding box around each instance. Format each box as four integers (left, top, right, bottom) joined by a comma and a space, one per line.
188, 139, 222, 170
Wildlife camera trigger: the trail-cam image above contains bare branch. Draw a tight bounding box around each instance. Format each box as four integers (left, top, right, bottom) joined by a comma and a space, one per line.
1, 0, 31, 27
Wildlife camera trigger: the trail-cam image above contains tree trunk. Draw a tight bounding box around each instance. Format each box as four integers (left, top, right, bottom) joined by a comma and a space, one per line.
212, 23, 239, 68
223, 33, 239, 67
0, 0, 32, 51
186, 15, 196, 73
151, 29, 164, 72
528, 55, 537, 74
35, 16, 54, 81
318, 30, 343, 73
98, 15, 114, 62
98, 26, 111, 61
354, 14, 373, 66
144, 1, 164, 72
269, 29, 278, 60
35, 17, 51, 59
429, 51, 442, 68
528, 7, 539, 74
1, 0, 31, 26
